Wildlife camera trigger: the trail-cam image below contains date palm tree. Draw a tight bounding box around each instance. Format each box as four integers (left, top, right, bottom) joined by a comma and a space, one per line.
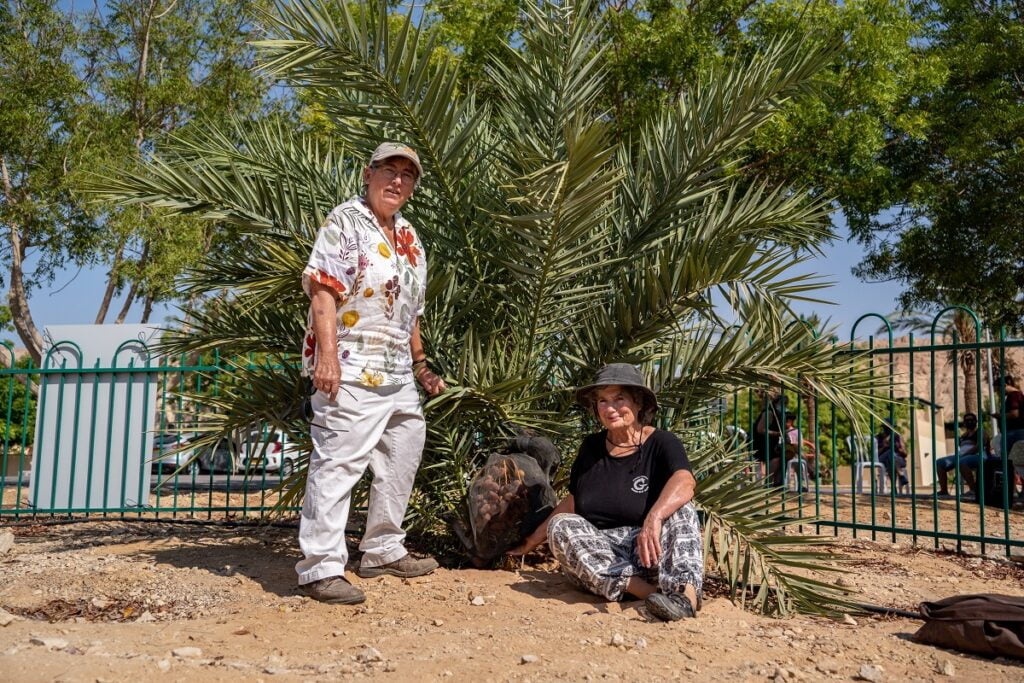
94, 0, 882, 615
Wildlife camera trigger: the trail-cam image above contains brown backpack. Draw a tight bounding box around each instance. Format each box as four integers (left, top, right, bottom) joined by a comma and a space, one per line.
914, 594, 1024, 660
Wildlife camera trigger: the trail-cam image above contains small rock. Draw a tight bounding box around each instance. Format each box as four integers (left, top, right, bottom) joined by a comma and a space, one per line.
766, 628, 785, 638
441, 670, 453, 677
521, 654, 539, 664
842, 614, 857, 626
0, 609, 18, 627
30, 636, 68, 649
937, 660, 955, 677
157, 659, 171, 673
470, 596, 486, 606
815, 659, 840, 674
0, 530, 14, 555
633, 638, 648, 649
609, 633, 625, 647
358, 646, 383, 663
90, 598, 111, 610
857, 664, 884, 682
172, 646, 203, 659
233, 627, 250, 636
384, 662, 397, 672
432, 619, 444, 626
135, 611, 155, 623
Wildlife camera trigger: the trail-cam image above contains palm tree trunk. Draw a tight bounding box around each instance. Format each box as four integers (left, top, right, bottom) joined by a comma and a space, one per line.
953, 311, 979, 417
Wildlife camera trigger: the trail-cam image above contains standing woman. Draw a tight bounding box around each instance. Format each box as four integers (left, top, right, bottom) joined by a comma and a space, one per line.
296, 143, 446, 605
509, 364, 704, 621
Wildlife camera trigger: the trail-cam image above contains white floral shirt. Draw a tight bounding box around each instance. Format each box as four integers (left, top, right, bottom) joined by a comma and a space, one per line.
301, 197, 427, 386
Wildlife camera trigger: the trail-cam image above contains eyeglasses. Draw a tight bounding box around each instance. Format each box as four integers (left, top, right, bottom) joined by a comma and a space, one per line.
372, 165, 418, 185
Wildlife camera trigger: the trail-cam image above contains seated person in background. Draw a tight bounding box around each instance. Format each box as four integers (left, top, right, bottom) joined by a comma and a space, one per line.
875, 419, 909, 492
508, 364, 703, 622
783, 412, 817, 489
934, 413, 988, 496
991, 375, 1024, 454
959, 375, 1024, 496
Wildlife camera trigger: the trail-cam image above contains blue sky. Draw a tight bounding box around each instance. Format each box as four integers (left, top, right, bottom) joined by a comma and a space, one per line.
3, 217, 904, 349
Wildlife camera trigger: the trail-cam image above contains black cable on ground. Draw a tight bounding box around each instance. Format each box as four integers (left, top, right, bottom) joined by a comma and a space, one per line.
852, 603, 922, 620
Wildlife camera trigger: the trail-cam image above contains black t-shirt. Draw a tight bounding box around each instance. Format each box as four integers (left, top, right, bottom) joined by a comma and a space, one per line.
568, 429, 691, 530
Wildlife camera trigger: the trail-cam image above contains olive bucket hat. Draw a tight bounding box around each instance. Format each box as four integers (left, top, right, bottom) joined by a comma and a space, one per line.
575, 363, 659, 416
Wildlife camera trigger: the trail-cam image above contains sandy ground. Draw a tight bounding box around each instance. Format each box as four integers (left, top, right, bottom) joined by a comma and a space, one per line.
1, 520, 1023, 683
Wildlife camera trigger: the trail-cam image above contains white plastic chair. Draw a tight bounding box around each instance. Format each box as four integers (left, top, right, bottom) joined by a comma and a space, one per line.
847, 435, 887, 494
784, 455, 809, 491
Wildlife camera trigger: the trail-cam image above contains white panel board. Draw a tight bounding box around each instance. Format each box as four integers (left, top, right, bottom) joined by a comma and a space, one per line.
29, 325, 162, 511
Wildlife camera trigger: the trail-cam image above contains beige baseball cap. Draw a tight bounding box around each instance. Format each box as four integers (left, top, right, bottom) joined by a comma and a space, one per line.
369, 142, 423, 179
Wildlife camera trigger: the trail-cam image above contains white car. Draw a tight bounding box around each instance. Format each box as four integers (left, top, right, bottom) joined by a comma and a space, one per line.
239, 430, 300, 477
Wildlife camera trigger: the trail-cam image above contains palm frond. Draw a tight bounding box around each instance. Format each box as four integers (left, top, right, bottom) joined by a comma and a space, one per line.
89, 0, 871, 616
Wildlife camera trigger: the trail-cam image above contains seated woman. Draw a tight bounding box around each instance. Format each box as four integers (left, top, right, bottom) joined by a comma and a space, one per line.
508, 364, 703, 622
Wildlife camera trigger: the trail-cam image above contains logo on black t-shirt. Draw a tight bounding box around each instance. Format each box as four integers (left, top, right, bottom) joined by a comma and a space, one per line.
631, 475, 649, 494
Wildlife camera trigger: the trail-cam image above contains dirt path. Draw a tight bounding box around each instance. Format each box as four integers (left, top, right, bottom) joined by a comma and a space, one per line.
1, 521, 1022, 682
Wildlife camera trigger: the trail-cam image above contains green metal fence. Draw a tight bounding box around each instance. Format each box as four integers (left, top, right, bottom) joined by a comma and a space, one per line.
3, 311, 1023, 556
720, 308, 1024, 556
0, 340, 299, 520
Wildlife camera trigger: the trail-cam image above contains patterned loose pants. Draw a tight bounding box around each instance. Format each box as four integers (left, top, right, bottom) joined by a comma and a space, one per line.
547, 503, 703, 602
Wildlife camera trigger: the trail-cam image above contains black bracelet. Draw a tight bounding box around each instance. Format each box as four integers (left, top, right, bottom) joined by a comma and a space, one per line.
412, 355, 428, 364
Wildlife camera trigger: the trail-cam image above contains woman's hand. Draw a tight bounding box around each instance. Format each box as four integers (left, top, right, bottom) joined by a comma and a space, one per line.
416, 365, 447, 396
313, 356, 341, 401
636, 513, 664, 568
507, 534, 544, 557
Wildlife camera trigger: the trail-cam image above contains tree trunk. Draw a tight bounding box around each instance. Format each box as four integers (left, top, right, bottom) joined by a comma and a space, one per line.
95, 241, 125, 324
953, 311, 979, 418
2, 157, 43, 365
141, 294, 155, 323
102, 0, 158, 325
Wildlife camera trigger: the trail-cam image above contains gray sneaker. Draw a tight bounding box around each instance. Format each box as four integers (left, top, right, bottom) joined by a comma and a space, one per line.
355, 554, 438, 579
645, 592, 696, 621
301, 576, 366, 604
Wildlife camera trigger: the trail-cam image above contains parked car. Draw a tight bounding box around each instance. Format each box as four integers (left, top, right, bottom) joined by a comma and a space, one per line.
239, 430, 299, 477
197, 436, 240, 474
151, 431, 200, 475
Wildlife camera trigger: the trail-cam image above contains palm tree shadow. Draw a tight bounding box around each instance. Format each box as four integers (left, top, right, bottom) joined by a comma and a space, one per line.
508, 568, 622, 613
131, 526, 363, 599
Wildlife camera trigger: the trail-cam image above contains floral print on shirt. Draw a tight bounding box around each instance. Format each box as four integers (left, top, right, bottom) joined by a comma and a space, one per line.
301, 197, 427, 386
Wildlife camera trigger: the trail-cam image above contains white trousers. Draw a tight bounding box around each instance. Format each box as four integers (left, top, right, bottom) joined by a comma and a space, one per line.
296, 381, 425, 585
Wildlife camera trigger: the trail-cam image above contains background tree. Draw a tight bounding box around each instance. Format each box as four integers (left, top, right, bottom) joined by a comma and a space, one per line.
1, 0, 273, 363
1, 0, 95, 364
79, 0, 272, 324
853, 0, 1024, 332
427, 0, 941, 223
